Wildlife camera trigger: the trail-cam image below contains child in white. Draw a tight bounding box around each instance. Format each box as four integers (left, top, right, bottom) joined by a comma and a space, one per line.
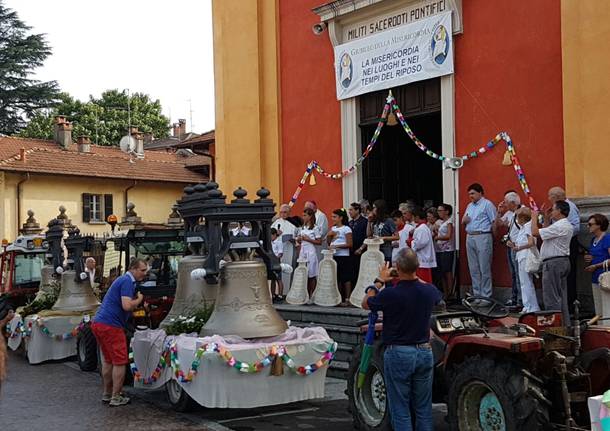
297, 208, 323, 297
513, 207, 540, 313
411, 223, 437, 268
271, 228, 284, 302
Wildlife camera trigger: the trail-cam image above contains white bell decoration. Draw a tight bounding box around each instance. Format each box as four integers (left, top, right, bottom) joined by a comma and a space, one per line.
286, 258, 309, 305
350, 238, 385, 308
190, 268, 207, 281
312, 249, 341, 307
280, 263, 294, 274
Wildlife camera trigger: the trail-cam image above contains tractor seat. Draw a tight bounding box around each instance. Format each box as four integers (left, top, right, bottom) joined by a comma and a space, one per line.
518, 310, 563, 327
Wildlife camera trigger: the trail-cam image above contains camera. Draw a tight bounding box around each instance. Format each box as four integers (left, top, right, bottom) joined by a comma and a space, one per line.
500, 234, 510, 245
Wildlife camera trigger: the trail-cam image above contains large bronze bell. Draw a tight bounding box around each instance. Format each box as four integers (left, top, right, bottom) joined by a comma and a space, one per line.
52, 270, 100, 312
200, 260, 288, 338
160, 255, 217, 328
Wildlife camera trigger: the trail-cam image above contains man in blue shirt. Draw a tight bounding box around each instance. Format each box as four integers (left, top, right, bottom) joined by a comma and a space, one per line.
462, 183, 497, 298
91, 258, 147, 406
363, 248, 441, 431
548, 186, 581, 310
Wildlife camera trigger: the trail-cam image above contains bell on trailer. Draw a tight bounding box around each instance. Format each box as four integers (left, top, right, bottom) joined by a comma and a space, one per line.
286, 258, 309, 305
32, 265, 58, 302
312, 249, 341, 307
52, 270, 100, 312
349, 238, 385, 308
200, 260, 288, 338
160, 255, 217, 328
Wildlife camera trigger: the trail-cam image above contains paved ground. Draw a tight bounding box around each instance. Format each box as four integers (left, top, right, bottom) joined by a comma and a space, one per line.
1, 350, 449, 430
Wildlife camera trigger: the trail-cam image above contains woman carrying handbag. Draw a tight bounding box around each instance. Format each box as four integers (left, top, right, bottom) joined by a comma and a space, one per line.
512, 207, 540, 313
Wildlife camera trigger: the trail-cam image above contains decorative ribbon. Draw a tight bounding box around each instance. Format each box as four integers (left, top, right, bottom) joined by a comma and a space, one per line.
146, 340, 338, 385
35, 318, 87, 341
130, 348, 168, 385
288, 101, 391, 207
288, 91, 539, 211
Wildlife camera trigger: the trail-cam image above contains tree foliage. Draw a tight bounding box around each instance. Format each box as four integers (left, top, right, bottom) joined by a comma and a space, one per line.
0, 1, 60, 135
19, 90, 170, 146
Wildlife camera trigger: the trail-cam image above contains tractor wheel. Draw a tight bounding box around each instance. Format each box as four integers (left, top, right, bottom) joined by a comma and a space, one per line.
447, 356, 551, 431
76, 323, 98, 371
347, 342, 391, 430
166, 379, 198, 412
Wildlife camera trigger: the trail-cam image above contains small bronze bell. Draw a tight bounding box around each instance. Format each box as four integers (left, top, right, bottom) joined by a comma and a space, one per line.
200, 260, 288, 339
160, 255, 217, 328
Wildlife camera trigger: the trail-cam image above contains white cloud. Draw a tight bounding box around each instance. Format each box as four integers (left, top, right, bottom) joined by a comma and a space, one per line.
5, 0, 215, 134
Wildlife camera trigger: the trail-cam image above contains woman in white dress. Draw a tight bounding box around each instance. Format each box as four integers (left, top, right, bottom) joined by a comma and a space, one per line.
297, 208, 323, 298
512, 207, 540, 313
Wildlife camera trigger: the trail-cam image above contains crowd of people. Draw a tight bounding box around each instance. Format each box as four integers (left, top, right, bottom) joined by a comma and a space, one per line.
270, 198, 457, 306
269, 183, 610, 324
462, 182, 610, 323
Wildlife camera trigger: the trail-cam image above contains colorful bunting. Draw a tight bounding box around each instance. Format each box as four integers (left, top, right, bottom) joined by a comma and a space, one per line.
288, 91, 539, 211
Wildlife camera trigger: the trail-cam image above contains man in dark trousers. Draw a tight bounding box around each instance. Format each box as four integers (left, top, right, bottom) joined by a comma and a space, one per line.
362, 248, 441, 431
91, 258, 148, 406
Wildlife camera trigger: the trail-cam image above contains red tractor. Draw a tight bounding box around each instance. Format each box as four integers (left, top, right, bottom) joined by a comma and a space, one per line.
348, 296, 610, 430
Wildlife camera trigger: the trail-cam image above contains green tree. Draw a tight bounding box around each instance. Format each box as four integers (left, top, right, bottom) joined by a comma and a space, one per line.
19, 90, 170, 146
0, 1, 59, 135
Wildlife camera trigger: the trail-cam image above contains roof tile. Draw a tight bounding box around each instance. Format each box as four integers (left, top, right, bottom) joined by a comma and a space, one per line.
0, 136, 208, 183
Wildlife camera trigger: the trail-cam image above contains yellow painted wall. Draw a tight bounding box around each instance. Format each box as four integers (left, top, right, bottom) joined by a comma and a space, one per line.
561, 0, 610, 197
1, 172, 184, 240
212, 0, 282, 201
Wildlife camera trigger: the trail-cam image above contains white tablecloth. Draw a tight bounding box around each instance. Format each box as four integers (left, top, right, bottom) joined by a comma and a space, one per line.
132, 326, 334, 408
7, 313, 87, 364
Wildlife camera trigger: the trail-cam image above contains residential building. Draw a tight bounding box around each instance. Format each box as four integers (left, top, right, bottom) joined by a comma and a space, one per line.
0, 117, 209, 240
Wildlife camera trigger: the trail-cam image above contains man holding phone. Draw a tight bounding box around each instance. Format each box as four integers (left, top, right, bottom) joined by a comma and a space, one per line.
91, 258, 148, 406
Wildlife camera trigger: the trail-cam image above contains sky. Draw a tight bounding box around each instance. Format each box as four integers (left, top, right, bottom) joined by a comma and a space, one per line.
4, 0, 216, 134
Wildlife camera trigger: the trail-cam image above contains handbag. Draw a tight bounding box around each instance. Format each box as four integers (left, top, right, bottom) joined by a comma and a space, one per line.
525, 247, 542, 274
599, 260, 610, 293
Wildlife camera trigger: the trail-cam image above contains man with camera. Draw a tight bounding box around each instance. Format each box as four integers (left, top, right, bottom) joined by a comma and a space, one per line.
91, 258, 148, 406
495, 191, 523, 307
362, 248, 441, 431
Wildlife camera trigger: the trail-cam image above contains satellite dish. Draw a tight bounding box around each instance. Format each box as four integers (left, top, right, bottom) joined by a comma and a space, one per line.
119, 135, 137, 153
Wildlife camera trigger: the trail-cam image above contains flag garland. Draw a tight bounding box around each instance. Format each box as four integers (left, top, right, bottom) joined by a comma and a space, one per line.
131, 340, 338, 385
288, 91, 539, 211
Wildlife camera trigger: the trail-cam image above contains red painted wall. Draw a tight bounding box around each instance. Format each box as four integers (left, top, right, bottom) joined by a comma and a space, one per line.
278, 0, 343, 216
278, 0, 565, 287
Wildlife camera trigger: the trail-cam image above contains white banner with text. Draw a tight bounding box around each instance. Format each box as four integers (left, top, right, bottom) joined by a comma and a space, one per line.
334, 11, 453, 100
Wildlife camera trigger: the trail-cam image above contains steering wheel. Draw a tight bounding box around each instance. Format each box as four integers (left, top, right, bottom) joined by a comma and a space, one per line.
462, 296, 509, 319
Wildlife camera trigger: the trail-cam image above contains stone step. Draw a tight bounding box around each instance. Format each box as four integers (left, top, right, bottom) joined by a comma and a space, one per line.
290, 321, 363, 346
275, 304, 368, 327
327, 360, 350, 380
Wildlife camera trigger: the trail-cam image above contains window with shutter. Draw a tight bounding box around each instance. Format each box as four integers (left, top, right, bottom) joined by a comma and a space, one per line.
82, 193, 91, 222
104, 194, 113, 222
